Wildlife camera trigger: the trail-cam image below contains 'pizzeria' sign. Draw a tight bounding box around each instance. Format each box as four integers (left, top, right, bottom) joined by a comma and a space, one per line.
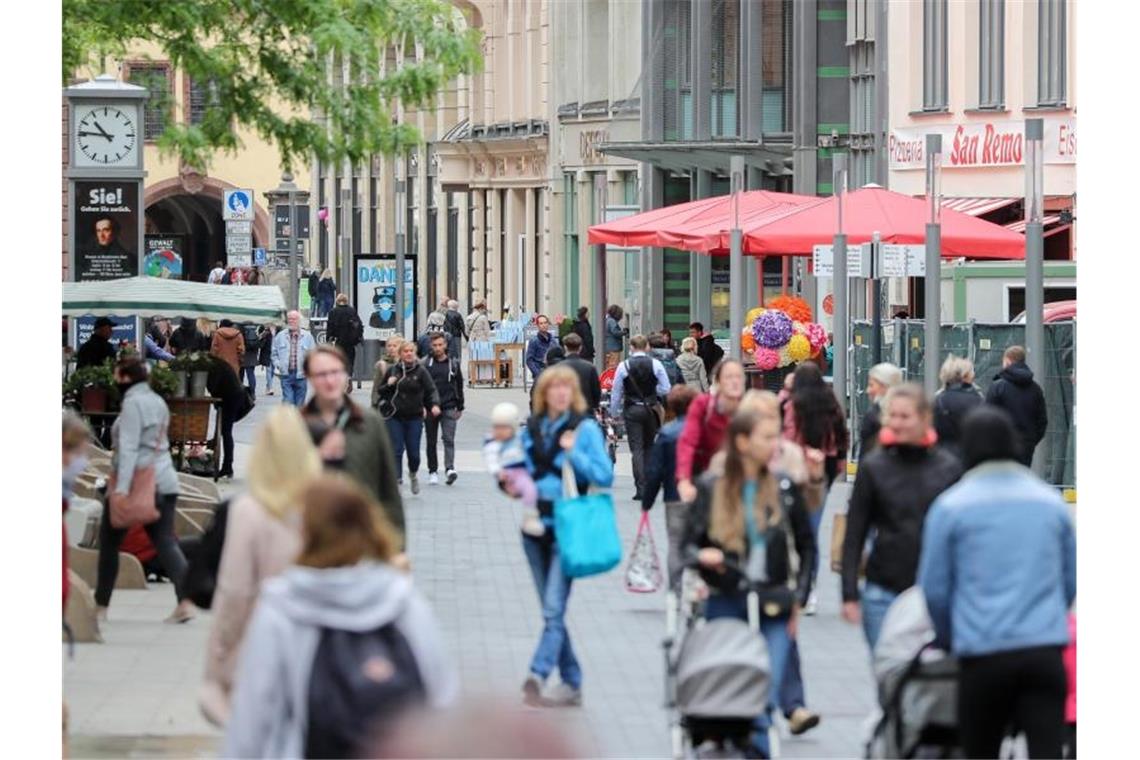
889, 117, 1075, 170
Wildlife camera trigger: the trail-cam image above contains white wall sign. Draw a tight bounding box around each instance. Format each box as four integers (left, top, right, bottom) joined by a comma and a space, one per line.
812, 244, 867, 278
880, 244, 927, 277
226, 235, 252, 255
889, 117, 1075, 170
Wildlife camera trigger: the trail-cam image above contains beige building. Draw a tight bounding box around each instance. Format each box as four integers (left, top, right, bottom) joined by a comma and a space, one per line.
64, 42, 311, 282
549, 0, 642, 325
886, 0, 1076, 261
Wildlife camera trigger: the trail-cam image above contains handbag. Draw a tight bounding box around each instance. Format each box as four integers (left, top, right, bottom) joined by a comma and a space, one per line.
624, 511, 664, 593
181, 499, 230, 609
107, 422, 165, 529
553, 459, 622, 578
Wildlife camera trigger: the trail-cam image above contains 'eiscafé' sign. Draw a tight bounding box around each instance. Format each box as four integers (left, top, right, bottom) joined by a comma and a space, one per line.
889, 117, 1075, 170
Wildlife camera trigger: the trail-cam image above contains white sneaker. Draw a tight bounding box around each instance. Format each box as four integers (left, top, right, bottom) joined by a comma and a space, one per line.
429, 473, 440, 486
446, 469, 458, 485
410, 475, 420, 495
804, 590, 818, 616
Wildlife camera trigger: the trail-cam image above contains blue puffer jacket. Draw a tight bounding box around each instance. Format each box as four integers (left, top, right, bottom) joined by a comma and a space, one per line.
918, 461, 1075, 657
520, 412, 614, 517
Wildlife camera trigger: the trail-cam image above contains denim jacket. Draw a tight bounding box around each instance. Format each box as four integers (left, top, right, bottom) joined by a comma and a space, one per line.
520, 412, 614, 510
112, 382, 179, 496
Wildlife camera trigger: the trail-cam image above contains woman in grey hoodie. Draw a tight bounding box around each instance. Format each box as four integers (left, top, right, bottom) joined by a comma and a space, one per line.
223, 474, 457, 759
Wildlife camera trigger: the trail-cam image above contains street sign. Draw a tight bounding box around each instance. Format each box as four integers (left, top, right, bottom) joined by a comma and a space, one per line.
226, 235, 252, 255
880, 244, 909, 277
226, 220, 252, 236
222, 189, 255, 221
811, 244, 866, 278
229, 252, 252, 267
253, 247, 267, 266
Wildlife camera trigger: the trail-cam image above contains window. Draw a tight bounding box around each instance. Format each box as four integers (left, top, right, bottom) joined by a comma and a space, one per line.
978, 0, 1004, 109
710, 0, 739, 137
563, 174, 579, 312
922, 0, 948, 111
126, 63, 172, 141
187, 75, 219, 126
1038, 0, 1066, 106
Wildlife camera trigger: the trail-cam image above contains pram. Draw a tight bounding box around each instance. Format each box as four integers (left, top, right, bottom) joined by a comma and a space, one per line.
598, 368, 624, 464
664, 563, 774, 759
867, 587, 960, 759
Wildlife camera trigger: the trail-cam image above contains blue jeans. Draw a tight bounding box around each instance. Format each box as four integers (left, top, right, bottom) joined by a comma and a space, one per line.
280, 374, 308, 407
705, 594, 793, 758
386, 417, 424, 477
780, 639, 807, 714
861, 581, 899, 653
262, 365, 274, 394
242, 365, 257, 395
521, 532, 581, 689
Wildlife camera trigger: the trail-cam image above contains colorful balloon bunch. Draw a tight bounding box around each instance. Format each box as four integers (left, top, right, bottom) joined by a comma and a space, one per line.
741, 306, 828, 370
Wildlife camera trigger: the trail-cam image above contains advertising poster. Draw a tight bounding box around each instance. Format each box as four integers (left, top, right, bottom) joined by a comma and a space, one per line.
143, 235, 184, 279
74, 181, 139, 281
74, 315, 137, 352
354, 254, 416, 341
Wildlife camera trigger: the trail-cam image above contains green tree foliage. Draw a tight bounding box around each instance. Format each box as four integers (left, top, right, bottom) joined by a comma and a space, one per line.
63, 0, 482, 171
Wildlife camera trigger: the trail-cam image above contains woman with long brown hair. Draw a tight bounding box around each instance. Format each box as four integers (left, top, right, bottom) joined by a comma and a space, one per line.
682, 410, 817, 758
223, 474, 455, 759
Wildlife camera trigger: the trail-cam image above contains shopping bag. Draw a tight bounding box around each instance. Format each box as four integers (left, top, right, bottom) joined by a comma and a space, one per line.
554, 460, 621, 578
624, 511, 664, 593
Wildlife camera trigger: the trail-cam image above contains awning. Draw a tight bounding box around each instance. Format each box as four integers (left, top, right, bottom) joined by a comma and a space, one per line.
62, 277, 287, 323
1004, 215, 1062, 234
596, 140, 793, 177
940, 197, 1019, 217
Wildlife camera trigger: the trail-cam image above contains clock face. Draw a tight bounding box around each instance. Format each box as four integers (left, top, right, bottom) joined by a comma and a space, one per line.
74, 104, 138, 166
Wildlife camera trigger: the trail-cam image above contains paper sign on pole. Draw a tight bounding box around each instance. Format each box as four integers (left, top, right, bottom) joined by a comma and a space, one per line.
880, 244, 909, 277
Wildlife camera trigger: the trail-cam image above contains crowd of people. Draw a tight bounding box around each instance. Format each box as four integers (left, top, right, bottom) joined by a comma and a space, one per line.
63, 289, 1075, 758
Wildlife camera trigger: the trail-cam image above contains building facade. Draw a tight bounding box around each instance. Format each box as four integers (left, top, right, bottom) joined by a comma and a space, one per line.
587, 0, 850, 337
63, 42, 311, 284
884, 0, 1077, 318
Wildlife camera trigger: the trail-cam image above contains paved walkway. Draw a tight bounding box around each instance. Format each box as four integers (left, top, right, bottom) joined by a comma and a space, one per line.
67, 382, 876, 758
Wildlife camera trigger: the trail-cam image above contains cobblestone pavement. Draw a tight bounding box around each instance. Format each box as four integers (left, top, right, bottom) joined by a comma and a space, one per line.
66, 382, 876, 758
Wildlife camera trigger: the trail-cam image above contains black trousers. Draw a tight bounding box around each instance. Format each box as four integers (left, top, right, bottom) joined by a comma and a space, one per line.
95, 492, 186, 607
958, 645, 1067, 759
219, 397, 240, 476
623, 403, 660, 497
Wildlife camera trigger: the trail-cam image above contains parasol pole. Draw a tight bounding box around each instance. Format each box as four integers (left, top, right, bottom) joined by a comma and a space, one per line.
729, 156, 745, 360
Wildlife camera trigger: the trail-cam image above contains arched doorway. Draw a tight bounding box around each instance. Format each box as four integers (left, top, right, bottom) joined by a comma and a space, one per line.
144, 177, 271, 282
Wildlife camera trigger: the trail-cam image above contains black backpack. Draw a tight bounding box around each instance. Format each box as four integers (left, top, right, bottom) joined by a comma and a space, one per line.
180, 499, 230, 609
305, 623, 427, 760
347, 312, 364, 347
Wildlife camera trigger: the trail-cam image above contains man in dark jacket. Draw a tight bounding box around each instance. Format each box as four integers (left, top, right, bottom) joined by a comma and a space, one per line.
571, 307, 596, 362
444, 299, 467, 349
76, 317, 119, 369
561, 333, 601, 411
169, 317, 206, 355
423, 333, 464, 486
688, 322, 725, 377
984, 345, 1048, 467
206, 355, 250, 480
525, 314, 559, 382
239, 323, 261, 395
326, 293, 363, 380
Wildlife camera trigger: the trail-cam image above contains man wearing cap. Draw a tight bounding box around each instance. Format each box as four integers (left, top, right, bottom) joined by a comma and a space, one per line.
76, 317, 119, 369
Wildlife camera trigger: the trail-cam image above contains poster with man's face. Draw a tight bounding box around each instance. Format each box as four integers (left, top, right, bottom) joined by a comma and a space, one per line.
74, 181, 139, 281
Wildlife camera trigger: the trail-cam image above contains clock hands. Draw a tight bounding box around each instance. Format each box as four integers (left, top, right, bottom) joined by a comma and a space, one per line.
78, 130, 114, 141
92, 121, 113, 140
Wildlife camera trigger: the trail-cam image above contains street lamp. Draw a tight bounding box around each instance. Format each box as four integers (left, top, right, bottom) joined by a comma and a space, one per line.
923, 134, 943, 398
264, 172, 310, 312
833, 153, 848, 414
1024, 118, 1045, 467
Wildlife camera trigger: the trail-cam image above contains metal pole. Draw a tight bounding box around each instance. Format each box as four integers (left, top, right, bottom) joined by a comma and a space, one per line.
729, 156, 745, 360
1025, 118, 1045, 470
924, 134, 943, 398
594, 172, 607, 369
395, 156, 406, 337
833, 154, 848, 413
288, 188, 299, 312
871, 230, 882, 364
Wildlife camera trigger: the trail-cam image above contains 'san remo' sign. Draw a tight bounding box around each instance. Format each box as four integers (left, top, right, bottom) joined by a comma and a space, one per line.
223, 189, 255, 221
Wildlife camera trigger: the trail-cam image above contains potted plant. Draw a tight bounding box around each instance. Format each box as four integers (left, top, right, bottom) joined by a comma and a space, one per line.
170, 351, 214, 397
148, 363, 181, 400
63, 361, 120, 413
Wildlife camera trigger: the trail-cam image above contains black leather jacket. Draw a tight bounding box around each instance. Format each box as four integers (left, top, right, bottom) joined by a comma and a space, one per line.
682, 470, 817, 607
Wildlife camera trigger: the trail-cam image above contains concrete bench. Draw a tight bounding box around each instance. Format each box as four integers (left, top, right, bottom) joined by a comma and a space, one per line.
67, 545, 146, 591
64, 570, 102, 644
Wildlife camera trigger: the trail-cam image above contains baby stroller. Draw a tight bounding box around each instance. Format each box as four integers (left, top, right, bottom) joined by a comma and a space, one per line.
598, 369, 624, 464
664, 564, 773, 759
867, 587, 961, 759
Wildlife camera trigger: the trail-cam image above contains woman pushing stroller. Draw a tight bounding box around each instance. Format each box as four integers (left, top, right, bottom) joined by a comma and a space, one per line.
682, 409, 817, 758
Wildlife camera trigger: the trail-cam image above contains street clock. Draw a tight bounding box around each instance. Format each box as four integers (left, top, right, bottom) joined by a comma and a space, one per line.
72, 102, 140, 167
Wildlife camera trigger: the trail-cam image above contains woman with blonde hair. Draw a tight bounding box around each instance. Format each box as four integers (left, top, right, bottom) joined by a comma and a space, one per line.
223, 473, 456, 758
199, 406, 323, 726
683, 410, 817, 756
518, 365, 614, 707
676, 336, 709, 391
371, 337, 405, 410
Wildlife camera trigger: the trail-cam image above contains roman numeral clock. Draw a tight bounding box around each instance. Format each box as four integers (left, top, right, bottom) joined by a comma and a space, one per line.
65, 74, 150, 289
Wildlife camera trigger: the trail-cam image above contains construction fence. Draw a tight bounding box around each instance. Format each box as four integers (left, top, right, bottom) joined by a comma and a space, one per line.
849, 320, 1075, 488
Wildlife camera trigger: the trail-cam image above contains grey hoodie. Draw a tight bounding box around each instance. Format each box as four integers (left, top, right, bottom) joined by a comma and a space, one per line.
222, 563, 458, 759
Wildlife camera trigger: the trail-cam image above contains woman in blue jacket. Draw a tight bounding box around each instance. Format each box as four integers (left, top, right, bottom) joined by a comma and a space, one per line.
519, 365, 614, 708
919, 405, 1075, 760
